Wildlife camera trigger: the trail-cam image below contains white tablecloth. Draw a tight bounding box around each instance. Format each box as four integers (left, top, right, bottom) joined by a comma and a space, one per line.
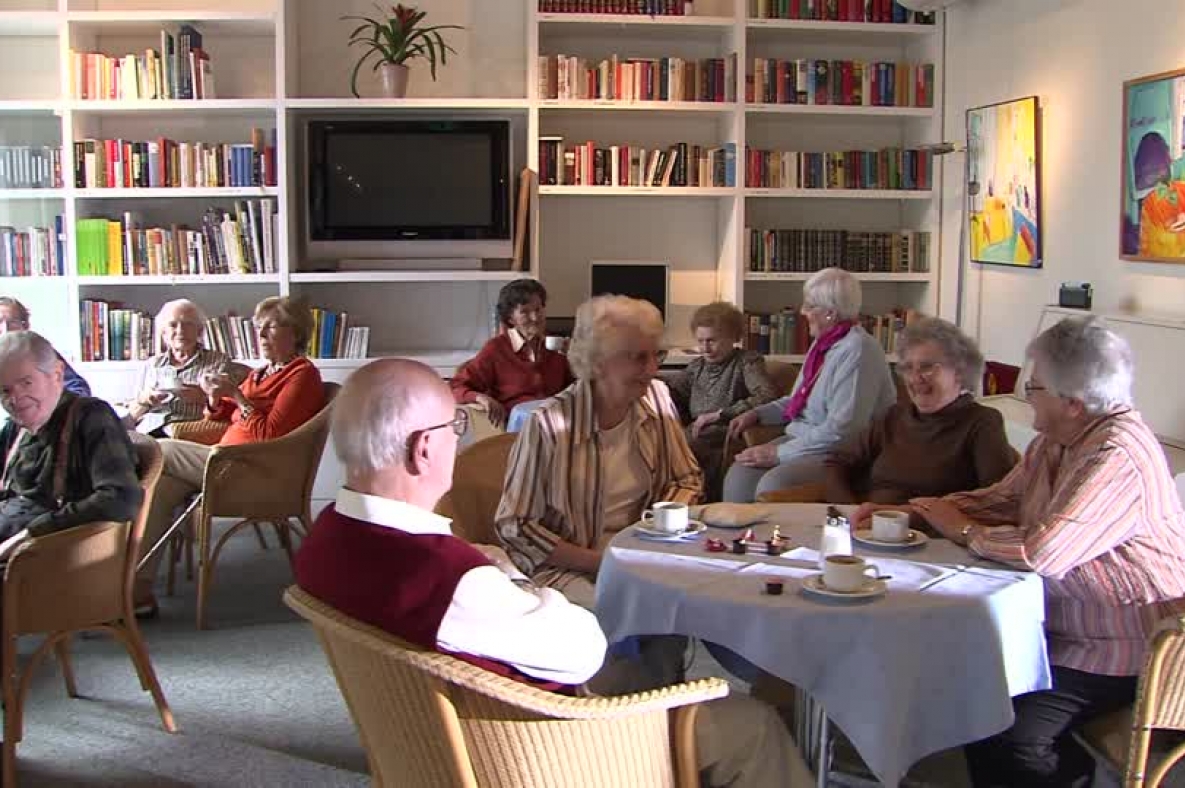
596, 503, 1051, 787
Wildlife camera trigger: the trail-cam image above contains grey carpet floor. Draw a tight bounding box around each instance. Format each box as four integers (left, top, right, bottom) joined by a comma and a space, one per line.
12, 525, 1182, 787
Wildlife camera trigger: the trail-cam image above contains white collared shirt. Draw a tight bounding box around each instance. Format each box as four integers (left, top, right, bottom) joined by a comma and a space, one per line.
507, 327, 537, 362
335, 488, 607, 685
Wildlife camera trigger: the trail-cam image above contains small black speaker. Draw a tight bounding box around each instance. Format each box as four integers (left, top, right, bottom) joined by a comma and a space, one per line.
1058, 282, 1092, 310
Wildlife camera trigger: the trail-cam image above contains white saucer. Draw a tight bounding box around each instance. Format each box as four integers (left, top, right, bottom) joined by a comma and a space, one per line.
852, 528, 929, 549
634, 520, 707, 541
801, 573, 887, 600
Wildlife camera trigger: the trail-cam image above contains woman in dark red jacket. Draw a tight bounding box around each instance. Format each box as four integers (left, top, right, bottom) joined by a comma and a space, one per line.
450, 279, 573, 431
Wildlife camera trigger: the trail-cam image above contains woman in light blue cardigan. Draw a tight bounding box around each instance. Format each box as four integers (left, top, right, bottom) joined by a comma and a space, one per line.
723, 268, 897, 503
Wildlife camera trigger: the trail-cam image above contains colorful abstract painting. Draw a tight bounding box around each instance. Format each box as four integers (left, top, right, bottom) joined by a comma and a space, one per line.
1122, 69, 1185, 263
966, 96, 1042, 268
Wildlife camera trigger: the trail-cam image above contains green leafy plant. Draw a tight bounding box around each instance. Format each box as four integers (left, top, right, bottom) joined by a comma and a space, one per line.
343, 4, 463, 97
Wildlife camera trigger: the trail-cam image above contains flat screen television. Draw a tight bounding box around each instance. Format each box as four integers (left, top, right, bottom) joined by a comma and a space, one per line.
306, 119, 512, 260
590, 261, 669, 323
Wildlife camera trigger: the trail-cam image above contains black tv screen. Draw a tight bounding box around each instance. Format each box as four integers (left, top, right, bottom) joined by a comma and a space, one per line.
307, 119, 510, 241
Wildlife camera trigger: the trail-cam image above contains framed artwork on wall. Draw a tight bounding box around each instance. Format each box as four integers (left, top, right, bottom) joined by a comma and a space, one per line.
966, 96, 1042, 268
1121, 68, 1185, 263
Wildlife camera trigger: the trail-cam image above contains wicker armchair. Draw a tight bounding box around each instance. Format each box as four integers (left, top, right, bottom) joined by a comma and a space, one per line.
436, 433, 517, 545
284, 586, 728, 788
2, 439, 177, 785
1077, 615, 1185, 787
188, 381, 339, 629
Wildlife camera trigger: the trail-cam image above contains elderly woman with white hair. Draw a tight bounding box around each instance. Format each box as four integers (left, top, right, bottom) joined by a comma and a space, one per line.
495, 295, 702, 607
911, 316, 1185, 788
722, 267, 897, 502
824, 316, 1016, 519
0, 331, 141, 542
123, 299, 244, 435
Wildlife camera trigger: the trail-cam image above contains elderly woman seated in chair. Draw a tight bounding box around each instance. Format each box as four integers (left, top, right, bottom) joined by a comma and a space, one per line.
0, 330, 141, 549
123, 298, 246, 437
134, 295, 326, 616
722, 267, 898, 503
824, 317, 1016, 526
495, 294, 701, 609
450, 278, 574, 433
667, 301, 776, 502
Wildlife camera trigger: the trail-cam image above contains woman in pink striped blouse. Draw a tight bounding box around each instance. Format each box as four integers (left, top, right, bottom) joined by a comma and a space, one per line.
911, 316, 1185, 788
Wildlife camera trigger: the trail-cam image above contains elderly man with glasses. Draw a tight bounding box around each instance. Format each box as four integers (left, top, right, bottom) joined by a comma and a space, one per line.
0, 297, 91, 397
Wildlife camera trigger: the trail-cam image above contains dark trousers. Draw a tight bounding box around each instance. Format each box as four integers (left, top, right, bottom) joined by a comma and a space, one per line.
965, 665, 1138, 788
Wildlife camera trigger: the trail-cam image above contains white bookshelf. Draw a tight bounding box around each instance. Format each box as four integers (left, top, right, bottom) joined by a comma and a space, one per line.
0, 0, 945, 386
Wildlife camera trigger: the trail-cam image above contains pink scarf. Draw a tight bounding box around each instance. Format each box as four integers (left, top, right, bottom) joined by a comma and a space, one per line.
782, 320, 855, 421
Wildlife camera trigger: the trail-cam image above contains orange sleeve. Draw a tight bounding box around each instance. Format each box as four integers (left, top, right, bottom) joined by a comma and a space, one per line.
235, 362, 325, 442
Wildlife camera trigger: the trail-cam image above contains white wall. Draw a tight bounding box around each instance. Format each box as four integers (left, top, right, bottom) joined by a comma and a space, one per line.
942, 0, 1185, 365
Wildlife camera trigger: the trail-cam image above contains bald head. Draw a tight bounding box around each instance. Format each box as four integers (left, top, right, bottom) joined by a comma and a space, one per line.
331, 359, 455, 477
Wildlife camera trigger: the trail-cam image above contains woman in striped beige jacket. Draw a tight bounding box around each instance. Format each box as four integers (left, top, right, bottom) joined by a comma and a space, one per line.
495, 295, 702, 608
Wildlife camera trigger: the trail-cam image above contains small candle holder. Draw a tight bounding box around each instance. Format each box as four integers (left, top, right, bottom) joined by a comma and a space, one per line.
731, 537, 747, 555
765, 578, 785, 595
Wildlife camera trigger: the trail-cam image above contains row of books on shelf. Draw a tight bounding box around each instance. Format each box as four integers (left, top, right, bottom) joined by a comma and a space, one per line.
74, 131, 277, 189
538, 139, 735, 187
75, 201, 277, 277
746, 228, 931, 273
746, 147, 933, 190
744, 307, 917, 356
749, 0, 936, 23
747, 59, 935, 108
539, 55, 736, 103
538, 0, 693, 12
0, 146, 63, 190
1, 221, 64, 277
71, 25, 214, 100
78, 302, 371, 362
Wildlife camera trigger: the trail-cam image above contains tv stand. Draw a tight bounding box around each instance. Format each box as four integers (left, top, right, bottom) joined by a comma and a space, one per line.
338, 258, 483, 272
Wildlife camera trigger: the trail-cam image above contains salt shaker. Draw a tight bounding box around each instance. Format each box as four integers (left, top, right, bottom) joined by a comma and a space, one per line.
818, 510, 853, 569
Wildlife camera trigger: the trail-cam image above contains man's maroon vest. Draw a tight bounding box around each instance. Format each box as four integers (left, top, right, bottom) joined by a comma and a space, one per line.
295, 505, 569, 692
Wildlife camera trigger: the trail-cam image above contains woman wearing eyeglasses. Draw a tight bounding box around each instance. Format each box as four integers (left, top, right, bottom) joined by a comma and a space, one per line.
134, 295, 326, 617
828, 317, 1016, 526
495, 295, 701, 608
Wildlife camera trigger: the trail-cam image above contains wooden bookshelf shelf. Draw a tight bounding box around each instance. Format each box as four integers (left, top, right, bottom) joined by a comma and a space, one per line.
76, 274, 279, 286
0, 11, 59, 36
284, 97, 529, 111
745, 188, 933, 200
289, 271, 524, 284
540, 99, 736, 114
537, 13, 735, 31
65, 11, 276, 36
67, 99, 278, 113
0, 188, 65, 200
746, 103, 935, 118
541, 185, 736, 197
746, 19, 937, 36
0, 100, 61, 113
73, 187, 280, 199
746, 272, 933, 282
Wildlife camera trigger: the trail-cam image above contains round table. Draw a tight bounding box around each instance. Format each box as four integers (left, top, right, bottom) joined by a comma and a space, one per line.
596, 503, 1051, 787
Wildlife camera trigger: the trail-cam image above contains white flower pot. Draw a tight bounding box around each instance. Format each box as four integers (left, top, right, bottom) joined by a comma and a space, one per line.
378, 63, 410, 98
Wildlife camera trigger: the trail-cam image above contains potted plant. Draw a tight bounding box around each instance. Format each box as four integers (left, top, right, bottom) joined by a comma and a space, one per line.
343, 4, 462, 99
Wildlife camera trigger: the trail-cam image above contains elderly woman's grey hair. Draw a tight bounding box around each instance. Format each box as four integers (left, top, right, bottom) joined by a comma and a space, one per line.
332, 359, 447, 475
1027, 316, 1134, 415
567, 295, 664, 380
155, 299, 207, 339
0, 297, 30, 325
898, 317, 984, 394
0, 331, 60, 375
803, 267, 862, 321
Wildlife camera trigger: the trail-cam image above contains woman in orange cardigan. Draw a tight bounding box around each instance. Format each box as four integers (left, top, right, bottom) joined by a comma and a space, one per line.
134, 296, 326, 615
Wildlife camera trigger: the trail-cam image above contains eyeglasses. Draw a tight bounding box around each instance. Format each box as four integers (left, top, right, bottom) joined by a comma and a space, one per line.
897, 360, 944, 379
1023, 381, 1047, 398
415, 408, 470, 441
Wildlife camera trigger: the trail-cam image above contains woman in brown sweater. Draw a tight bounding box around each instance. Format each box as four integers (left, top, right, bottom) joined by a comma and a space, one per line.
825, 317, 1016, 525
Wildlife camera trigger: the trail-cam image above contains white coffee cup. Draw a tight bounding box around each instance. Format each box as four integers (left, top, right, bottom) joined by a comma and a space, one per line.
545, 335, 565, 352
822, 555, 881, 593
641, 501, 689, 534
871, 510, 910, 542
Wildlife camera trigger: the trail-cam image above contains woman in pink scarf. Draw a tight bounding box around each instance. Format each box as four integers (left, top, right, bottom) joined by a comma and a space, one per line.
722, 268, 898, 503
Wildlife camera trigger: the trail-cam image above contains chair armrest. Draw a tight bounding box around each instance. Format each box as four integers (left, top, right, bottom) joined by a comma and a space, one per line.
757, 483, 827, 504
169, 419, 229, 446
743, 425, 784, 448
